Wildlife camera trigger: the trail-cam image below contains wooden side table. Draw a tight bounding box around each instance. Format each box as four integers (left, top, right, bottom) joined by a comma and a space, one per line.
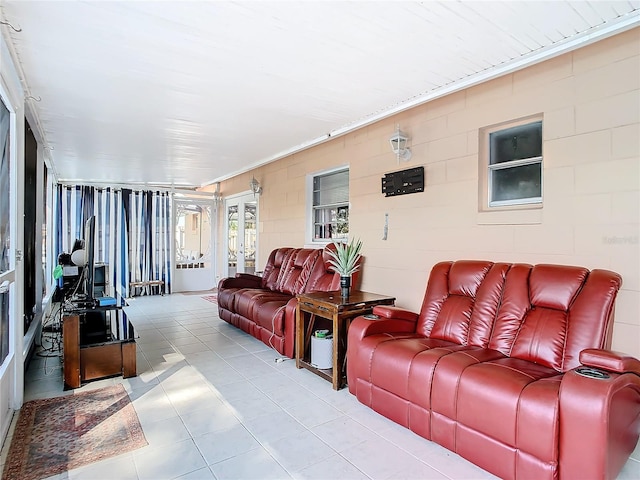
295, 290, 395, 390
62, 307, 137, 389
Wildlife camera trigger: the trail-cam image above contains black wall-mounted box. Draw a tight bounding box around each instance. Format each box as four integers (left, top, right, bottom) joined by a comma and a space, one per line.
381, 166, 424, 197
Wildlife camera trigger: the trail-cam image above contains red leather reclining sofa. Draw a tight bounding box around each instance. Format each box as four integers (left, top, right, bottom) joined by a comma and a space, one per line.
218, 245, 359, 358
347, 260, 639, 480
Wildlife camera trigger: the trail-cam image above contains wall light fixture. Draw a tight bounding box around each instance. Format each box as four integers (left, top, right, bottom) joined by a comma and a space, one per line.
389, 125, 412, 162
249, 176, 263, 196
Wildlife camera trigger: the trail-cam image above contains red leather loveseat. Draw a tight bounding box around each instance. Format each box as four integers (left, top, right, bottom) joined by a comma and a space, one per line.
347, 260, 639, 480
218, 245, 359, 358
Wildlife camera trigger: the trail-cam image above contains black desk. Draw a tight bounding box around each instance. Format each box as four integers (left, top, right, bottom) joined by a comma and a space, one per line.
62, 307, 136, 389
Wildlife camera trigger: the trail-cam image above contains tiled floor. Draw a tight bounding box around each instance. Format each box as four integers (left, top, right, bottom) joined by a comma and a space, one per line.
2, 293, 639, 480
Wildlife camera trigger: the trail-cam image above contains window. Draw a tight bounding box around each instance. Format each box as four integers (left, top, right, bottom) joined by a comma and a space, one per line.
482, 118, 542, 208
0, 96, 9, 365
42, 165, 48, 296
0, 97, 9, 274
311, 168, 349, 242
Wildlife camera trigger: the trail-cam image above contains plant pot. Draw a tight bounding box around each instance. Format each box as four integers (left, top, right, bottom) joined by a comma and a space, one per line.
340, 276, 351, 298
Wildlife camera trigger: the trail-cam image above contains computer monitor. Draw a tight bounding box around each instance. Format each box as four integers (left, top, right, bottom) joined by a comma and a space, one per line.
83, 215, 96, 303
93, 264, 106, 297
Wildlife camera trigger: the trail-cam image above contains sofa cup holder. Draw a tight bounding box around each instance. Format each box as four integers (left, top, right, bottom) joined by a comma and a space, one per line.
575, 366, 610, 379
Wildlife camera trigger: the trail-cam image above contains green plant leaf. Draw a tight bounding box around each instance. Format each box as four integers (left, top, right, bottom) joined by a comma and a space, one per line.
327, 237, 362, 276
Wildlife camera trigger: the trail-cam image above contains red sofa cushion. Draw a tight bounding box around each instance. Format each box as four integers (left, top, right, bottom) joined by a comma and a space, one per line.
417, 261, 509, 346
261, 247, 295, 291
279, 249, 321, 295
492, 264, 622, 372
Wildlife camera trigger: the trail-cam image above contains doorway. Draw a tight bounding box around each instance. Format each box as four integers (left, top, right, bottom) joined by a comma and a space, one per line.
225, 193, 258, 277
173, 195, 216, 292
0, 87, 20, 441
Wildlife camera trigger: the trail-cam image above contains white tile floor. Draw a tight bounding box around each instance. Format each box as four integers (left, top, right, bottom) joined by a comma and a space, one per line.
3, 293, 640, 480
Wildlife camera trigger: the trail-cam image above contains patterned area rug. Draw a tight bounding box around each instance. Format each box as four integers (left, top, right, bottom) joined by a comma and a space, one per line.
181, 288, 217, 296
202, 294, 218, 304
2, 385, 147, 480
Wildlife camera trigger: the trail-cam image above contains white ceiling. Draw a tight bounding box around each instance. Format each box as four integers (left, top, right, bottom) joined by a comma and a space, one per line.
1, 1, 639, 189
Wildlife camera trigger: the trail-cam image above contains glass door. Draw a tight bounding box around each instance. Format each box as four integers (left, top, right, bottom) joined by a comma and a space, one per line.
173, 195, 216, 292
225, 193, 258, 277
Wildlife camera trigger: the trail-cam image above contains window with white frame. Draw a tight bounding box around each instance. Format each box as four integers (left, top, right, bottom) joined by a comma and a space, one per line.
482, 119, 542, 208
311, 168, 349, 242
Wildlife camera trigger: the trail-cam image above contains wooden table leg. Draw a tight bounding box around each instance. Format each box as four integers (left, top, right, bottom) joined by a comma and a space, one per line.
332, 312, 339, 390
296, 304, 302, 368
122, 342, 137, 378
63, 314, 81, 389
303, 314, 315, 356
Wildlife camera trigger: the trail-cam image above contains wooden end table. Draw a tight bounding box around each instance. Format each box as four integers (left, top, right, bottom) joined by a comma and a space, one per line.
295, 290, 395, 390
62, 306, 136, 389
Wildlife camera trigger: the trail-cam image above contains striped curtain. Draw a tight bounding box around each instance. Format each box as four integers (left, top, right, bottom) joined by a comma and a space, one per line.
56, 185, 172, 298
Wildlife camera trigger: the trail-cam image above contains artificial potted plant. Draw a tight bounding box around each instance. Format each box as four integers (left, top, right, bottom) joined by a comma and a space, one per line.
326, 237, 363, 297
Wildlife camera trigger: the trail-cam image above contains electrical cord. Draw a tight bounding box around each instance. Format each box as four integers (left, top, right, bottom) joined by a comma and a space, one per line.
269, 305, 290, 363
67, 266, 86, 300
39, 302, 62, 351
61, 269, 88, 313
37, 302, 63, 376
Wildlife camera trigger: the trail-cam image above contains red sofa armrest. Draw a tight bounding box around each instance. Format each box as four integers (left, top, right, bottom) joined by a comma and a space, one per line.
371, 305, 419, 322
348, 306, 418, 343
579, 348, 640, 374
236, 272, 261, 280
559, 359, 640, 479
218, 274, 262, 289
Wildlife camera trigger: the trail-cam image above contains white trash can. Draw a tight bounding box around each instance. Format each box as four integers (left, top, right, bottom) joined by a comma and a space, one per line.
311, 332, 333, 370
